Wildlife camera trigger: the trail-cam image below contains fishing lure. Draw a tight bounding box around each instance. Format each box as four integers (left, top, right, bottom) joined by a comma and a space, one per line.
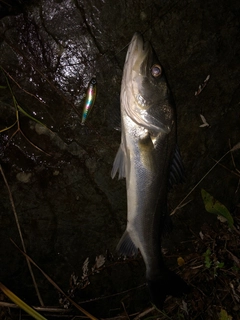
81, 77, 97, 125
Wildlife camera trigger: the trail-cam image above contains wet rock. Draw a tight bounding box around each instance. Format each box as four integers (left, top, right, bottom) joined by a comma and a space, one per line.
0, 0, 240, 316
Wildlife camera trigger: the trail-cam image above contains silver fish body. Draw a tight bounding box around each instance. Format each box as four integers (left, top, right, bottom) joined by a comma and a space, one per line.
112, 33, 189, 308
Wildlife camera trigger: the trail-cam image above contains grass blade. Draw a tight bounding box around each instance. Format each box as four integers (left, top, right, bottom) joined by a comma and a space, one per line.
0, 282, 47, 320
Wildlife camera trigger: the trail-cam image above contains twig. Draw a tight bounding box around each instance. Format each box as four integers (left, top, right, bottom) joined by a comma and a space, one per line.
225, 249, 240, 267
20, 128, 51, 156
0, 165, 44, 306
121, 300, 130, 320
133, 307, 155, 320
80, 284, 145, 304
0, 301, 68, 313
211, 159, 240, 179
1, 71, 51, 155
10, 239, 99, 320
229, 139, 240, 174
0, 66, 45, 104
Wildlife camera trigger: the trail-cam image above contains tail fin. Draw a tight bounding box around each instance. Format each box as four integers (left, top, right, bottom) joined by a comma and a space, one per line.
147, 270, 190, 309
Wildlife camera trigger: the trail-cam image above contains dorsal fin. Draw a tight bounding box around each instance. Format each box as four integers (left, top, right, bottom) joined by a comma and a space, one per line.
168, 145, 185, 188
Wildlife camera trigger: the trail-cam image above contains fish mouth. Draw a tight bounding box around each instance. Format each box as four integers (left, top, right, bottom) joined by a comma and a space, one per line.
130, 32, 148, 53
125, 32, 150, 74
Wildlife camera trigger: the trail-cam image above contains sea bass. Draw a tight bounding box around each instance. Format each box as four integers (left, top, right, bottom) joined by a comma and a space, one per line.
111, 33, 189, 308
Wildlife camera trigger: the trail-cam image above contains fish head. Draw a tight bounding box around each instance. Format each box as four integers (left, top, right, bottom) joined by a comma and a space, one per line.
121, 32, 175, 135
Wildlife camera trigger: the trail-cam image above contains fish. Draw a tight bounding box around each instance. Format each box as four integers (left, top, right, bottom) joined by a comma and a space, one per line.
81, 77, 97, 125
111, 32, 189, 308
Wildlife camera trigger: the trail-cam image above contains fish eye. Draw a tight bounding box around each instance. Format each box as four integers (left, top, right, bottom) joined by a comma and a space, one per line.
151, 64, 162, 77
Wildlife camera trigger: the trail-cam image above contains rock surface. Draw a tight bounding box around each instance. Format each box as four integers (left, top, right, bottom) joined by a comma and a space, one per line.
0, 0, 240, 317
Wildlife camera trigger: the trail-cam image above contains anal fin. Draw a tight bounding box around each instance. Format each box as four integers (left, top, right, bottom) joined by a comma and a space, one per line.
116, 230, 138, 257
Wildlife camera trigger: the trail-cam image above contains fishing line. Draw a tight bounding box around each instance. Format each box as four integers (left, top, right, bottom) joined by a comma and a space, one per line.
170, 142, 240, 216
78, 1, 182, 126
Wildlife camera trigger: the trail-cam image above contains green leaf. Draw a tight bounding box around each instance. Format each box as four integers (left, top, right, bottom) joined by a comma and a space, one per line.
219, 309, 232, 320
201, 189, 234, 228
203, 248, 212, 268
216, 261, 224, 269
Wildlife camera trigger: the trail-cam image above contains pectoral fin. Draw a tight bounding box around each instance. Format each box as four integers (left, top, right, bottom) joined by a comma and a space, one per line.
111, 143, 126, 179
126, 105, 170, 134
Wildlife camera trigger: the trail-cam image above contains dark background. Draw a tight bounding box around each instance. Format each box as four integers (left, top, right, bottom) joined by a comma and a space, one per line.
0, 0, 240, 319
